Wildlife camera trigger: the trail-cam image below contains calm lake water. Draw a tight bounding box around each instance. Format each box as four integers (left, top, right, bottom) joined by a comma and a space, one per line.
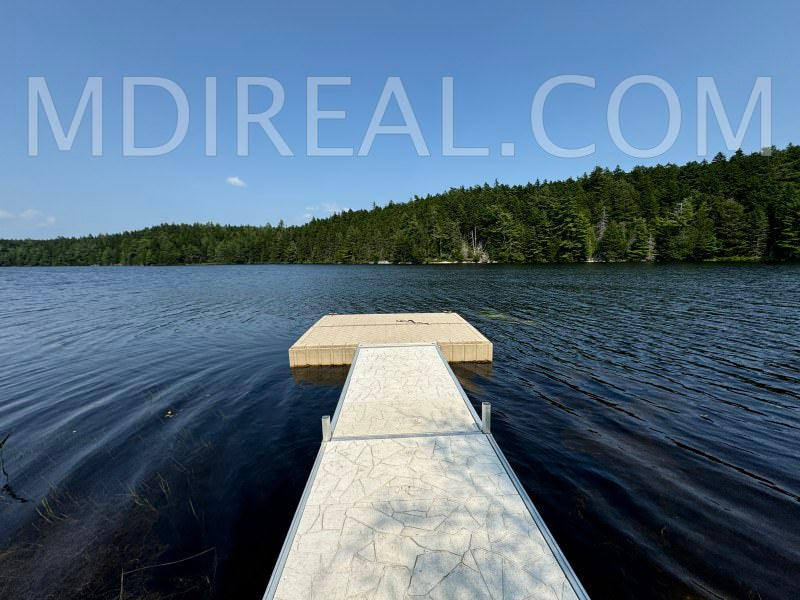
0, 264, 798, 599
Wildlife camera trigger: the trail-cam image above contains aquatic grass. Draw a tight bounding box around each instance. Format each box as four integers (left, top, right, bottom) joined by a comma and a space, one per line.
1, 466, 218, 599
118, 546, 217, 600
0, 378, 231, 599
127, 486, 157, 513
156, 473, 171, 500
35, 497, 65, 524
188, 498, 200, 521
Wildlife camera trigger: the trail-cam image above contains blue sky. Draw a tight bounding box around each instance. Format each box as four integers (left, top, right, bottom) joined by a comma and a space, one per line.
2, 0, 799, 238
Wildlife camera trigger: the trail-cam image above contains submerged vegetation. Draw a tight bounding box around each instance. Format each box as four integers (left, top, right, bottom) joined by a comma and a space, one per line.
0, 430, 219, 600
2, 146, 800, 266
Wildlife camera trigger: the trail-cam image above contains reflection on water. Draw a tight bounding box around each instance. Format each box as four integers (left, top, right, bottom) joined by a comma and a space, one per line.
0, 433, 29, 504
0, 264, 798, 599
290, 365, 350, 386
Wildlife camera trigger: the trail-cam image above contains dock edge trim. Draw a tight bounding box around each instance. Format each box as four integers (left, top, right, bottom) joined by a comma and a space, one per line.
436, 344, 591, 600
264, 343, 367, 599
262, 441, 327, 600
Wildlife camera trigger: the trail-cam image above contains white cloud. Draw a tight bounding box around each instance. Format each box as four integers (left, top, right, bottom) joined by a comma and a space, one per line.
293, 202, 352, 225
1, 208, 56, 227
226, 176, 246, 188
305, 202, 350, 215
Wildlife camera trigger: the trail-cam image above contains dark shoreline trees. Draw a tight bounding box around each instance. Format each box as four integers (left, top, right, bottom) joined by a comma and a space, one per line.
2, 146, 800, 267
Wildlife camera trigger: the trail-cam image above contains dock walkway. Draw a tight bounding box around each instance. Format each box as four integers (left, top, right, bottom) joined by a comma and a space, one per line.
265, 340, 588, 599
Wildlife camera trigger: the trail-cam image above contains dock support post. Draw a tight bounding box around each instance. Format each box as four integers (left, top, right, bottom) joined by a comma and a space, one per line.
321, 415, 331, 441
481, 402, 492, 433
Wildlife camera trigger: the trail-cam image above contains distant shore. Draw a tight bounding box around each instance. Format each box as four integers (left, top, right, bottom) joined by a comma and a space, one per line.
2, 146, 799, 267
1, 256, 789, 268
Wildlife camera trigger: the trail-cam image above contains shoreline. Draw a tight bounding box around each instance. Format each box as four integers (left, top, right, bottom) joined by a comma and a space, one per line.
0, 256, 791, 268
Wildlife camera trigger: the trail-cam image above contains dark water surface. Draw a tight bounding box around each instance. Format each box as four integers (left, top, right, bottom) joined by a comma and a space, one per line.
1, 264, 798, 599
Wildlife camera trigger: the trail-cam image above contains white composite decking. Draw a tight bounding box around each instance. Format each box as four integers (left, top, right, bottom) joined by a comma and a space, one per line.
265, 343, 588, 600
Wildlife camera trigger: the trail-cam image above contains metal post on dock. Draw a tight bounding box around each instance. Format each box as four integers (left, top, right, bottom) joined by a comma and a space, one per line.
481, 402, 491, 433
321, 415, 331, 441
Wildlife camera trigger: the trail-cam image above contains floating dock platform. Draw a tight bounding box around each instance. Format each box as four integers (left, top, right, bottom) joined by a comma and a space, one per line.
288, 312, 492, 367
266, 317, 588, 599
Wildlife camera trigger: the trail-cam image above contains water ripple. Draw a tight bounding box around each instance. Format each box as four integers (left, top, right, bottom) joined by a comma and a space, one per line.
0, 264, 798, 599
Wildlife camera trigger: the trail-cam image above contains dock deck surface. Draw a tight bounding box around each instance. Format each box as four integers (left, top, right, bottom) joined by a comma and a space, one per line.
266, 343, 587, 600
288, 313, 492, 367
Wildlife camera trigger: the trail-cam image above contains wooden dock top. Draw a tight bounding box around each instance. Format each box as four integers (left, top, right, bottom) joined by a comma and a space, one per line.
289, 312, 492, 367
265, 342, 588, 600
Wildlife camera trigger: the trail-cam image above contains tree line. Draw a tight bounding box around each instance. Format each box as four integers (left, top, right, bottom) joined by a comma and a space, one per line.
2, 146, 800, 267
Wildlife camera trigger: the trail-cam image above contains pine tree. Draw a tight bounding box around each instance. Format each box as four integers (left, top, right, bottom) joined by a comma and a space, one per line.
747, 207, 768, 258
556, 202, 591, 262
627, 218, 653, 261
777, 188, 800, 258
598, 221, 628, 261
716, 198, 748, 257
656, 199, 693, 261
486, 205, 525, 262
689, 199, 718, 260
